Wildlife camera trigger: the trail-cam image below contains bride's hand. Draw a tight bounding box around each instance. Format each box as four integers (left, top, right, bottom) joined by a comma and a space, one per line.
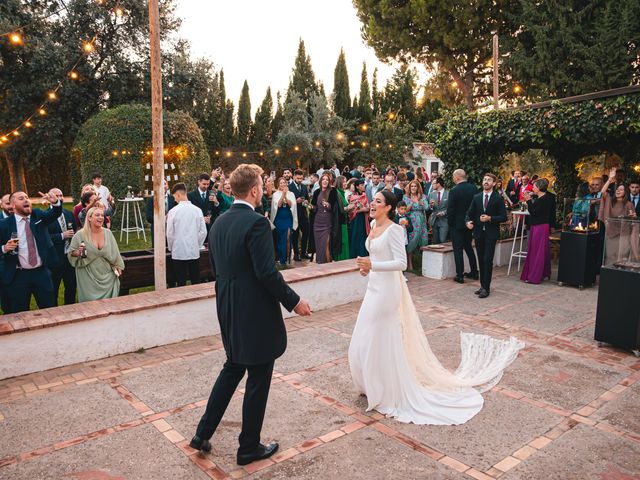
356, 256, 371, 274
359, 268, 369, 277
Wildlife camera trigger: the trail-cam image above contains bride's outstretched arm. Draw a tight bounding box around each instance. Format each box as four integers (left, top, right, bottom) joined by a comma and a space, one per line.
371, 227, 407, 272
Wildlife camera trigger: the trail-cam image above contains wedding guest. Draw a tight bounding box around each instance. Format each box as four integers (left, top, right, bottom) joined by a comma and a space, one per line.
282, 168, 293, 183
521, 179, 553, 284
600, 168, 636, 265
0, 194, 13, 219
78, 191, 114, 227
403, 180, 429, 271
91, 173, 111, 209
395, 173, 409, 202
69, 207, 124, 302
495, 177, 513, 209
310, 173, 342, 264
188, 174, 219, 231
383, 173, 404, 203
310, 173, 320, 195
270, 178, 298, 265
506, 170, 522, 205
427, 177, 449, 244
466, 173, 507, 298
607, 168, 627, 196
334, 176, 351, 261
146, 180, 177, 246
629, 179, 640, 217
448, 169, 479, 283
289, 169, 311, 261
365, 170, 384, 203
518, 173, 533, 202
166, 183, 207, 286
0, 191, 63, 313
47, 188, 77, 305
73, 184, 95, 226
348, 179, 370, 259
258, 176, 275, 216
217, 180, 235, 215
414, 167, 428, 194
394, 201, 414, 249
345, 178, 357, 202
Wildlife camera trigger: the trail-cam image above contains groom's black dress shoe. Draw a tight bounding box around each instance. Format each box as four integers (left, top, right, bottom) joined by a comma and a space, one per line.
237, 442, 279, 466
454, 276, 464, 284
478, 289, 490, 298
189, 435, 212, 453
474, 288, 483, 295
464, 271, 479, 280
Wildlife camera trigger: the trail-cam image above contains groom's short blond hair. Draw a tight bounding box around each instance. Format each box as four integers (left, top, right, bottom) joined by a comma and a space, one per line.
230, 164, 264, 197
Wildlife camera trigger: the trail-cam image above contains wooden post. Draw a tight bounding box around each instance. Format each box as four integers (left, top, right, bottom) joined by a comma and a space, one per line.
149, 0, 166, 291
493, 34, 499, 110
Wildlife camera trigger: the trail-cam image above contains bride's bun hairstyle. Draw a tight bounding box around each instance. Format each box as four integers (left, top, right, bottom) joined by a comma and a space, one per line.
380, 190, 398, 220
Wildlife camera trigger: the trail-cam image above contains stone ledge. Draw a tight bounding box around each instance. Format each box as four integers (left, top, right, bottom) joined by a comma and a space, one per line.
0, 260, 359, 336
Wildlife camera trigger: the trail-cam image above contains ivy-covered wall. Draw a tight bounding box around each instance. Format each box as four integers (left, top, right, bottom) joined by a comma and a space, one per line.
426, 93, 640, 201
71, 104, 211, 202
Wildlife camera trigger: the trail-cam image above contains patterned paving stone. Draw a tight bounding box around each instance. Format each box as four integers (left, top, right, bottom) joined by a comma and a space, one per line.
0, 382, 139, 459
488, 275, 558, 296
592, 381, 640, 435
251, 427, 466, 479
166, 382, 353, 473
426, 288, 522, 316
275, 327, 350, 375
0, 424, 208, 480
119, 349, 227, 412
488, 298, 587, 334
382, 391, 560, 471
299, 362, 367, 411
500, 349, 626, 411
568, 324, 597, 343
504, 424, 640, 480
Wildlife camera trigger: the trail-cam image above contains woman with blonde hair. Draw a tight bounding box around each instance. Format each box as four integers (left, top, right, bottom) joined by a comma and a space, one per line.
403, 179, 429, 270
270, 178, 298, 265
68, 206, 124, 302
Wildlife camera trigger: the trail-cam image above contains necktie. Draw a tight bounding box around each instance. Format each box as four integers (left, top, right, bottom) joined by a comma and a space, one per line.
437, 191, 441, 206
201, 192, 206, 203
23, 217, 37, 267
633, 196, 638, 207
484, 193, 489, 210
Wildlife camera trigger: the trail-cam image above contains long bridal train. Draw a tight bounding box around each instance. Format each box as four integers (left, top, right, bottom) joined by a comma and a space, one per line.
349, 223, 524, 425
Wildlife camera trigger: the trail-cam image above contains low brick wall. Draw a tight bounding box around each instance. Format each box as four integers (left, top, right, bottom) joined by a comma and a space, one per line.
0, 260, 367, 380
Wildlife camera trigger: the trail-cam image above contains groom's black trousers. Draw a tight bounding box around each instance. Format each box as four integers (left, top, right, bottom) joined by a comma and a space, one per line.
196, 358, 274, 454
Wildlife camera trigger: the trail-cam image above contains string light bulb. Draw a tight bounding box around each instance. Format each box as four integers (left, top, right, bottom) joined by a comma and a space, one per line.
294, 145, 300, 152
70, 71, 79, 80
361, 142, 367, 147
360, 124, 368, 132
336, 133, 344, 141
214, 150, 220, 155
350, 141, 355, 146
388, 112, 395, 120
274, 149, 280, 155
12, 130, 20, 136
10, 33, 23, 45
450, 81, 458, 88
242, 152, 247, 158
314, 141, 320, 147
24, 121, 32, 128
514, 85, 522, 94
39, 108, 46, 116
114, 7, 124, 17
112, 151, 118, 156
225, 151, 232, 157
1, 136, 8, 142
48, 91, 57, 100
83, 42, 94, 53
259, 151, 264, 157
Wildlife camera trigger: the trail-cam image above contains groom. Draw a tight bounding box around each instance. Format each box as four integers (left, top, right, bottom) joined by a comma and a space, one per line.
190, 163, 312, 465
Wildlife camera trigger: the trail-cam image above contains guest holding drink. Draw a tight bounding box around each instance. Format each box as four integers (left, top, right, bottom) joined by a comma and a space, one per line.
270, 178, 297, 265
216, 180, 235, 215
599, 167, 637, 265
334, 176, 351, 261
68, 207, 124, 302
348, 179, 370, 258
520, 179, 553, 284
427, 177, 449, 244
404, 180, 429, 271
47, 188, 78, 305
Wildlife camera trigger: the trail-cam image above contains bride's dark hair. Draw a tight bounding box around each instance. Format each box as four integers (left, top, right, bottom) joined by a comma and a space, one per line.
379, 190, 398, 220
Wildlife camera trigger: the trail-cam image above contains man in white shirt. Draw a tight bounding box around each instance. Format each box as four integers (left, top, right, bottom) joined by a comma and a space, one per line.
166, 183, 207, 287
91, 173, 112, 209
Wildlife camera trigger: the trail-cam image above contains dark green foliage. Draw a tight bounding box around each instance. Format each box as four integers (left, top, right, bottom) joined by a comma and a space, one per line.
236, 80, 252, 147
286, 39, 318, 104
332, 49, 351, 119
72, 104, 210, 202
357, 63, 373, 124
252, 87, 274, 149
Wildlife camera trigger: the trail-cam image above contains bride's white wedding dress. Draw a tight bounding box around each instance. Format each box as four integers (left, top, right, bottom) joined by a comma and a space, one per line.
348, 223, 524, 425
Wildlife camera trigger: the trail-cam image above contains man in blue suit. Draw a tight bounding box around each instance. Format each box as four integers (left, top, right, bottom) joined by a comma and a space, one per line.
47, 188, 77, 305
0, 190, 63, 313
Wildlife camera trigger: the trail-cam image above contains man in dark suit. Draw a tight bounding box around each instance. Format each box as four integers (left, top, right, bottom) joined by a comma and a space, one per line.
629, 179, 640, 217
0, 190, 63, 313
46, 188, 77, 305
506, 170, 521, 206
0, 194, 13, 219
447, 169, 479, 283
383, 173, 405, 203
466, 173, 508, 298
190, 164, 312, 465
188, 173, 220, 231
289, 169, 311, 261
146, 180, 177, 246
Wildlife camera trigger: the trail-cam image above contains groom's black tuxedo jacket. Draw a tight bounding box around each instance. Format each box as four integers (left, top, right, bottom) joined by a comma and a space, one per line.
208, 202, 300, 365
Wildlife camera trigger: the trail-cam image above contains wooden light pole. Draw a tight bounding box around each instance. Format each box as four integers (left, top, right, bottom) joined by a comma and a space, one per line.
148, 0, 166, 290
492, 34, 499, 110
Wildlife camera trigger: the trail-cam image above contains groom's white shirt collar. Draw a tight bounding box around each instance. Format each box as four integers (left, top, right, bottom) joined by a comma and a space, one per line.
233, 199, 255, 210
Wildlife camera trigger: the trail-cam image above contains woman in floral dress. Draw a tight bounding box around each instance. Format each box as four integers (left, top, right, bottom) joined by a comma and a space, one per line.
404, 180, 429, 271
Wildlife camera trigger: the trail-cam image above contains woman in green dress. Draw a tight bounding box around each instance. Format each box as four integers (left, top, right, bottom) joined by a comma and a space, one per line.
216, 179, 235, 215
68, 206, 125, 302
334, 176, 350, 261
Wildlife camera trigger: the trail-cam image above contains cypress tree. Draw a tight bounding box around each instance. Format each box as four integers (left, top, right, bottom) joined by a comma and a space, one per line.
357, 62, 373, 124
371, 68, 381, 116
237, 80, 252, 147
271, 91, 285, 142
332, 48, 351, 119
252, 87, 274, 149
223, 99, 235, 147
287, 38, 319, 104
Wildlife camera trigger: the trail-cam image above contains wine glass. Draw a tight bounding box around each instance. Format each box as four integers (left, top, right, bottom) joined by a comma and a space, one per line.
10, 232, 18, 255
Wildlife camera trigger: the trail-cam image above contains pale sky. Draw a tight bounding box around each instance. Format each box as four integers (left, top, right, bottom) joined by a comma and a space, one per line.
173, 0, 425, 115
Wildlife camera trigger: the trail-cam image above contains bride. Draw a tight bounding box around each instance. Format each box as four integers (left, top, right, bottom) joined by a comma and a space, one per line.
349, 190, 524, 425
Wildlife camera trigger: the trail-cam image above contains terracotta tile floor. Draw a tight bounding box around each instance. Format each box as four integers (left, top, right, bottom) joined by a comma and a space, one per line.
1, 268, 639, 479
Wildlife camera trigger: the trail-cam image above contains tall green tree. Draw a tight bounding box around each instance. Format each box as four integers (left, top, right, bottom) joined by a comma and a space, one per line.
252, 87, 273, 149
357, 62, 373, 124
222, 99, 235, 147
504, 0, 640, 100
371, 67, 381, 116
271, 91, 285, 142
286, 38, 318, 104
236, 80, 252, 147
352, 0, 518, 108
381, 67, 417, 127
332, 48, 351, 119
